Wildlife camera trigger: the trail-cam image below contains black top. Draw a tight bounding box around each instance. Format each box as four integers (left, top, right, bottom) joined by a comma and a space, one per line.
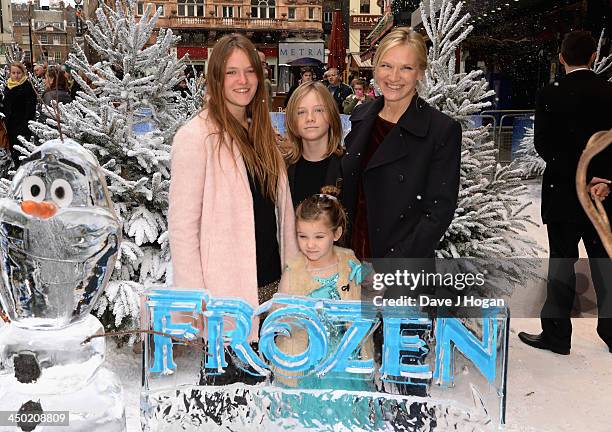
247, 172, 281, 287
1, 81, 37, 148
291, 156, 331, 208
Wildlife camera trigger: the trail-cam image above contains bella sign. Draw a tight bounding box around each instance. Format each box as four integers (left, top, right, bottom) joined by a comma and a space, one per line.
350, 15, 382, 29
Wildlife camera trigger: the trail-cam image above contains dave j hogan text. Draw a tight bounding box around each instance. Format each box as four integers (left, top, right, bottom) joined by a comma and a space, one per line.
373, 295, 505, 309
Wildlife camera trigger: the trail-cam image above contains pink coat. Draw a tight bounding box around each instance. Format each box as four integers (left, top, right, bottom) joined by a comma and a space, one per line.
169, 110, 298, 318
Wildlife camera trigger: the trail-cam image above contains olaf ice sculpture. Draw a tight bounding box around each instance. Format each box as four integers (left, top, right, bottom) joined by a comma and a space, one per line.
0, 139, 125, 431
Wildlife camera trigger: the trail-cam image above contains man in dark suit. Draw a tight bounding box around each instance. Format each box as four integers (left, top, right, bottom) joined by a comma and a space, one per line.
519, 31, 612, 355
326, 68, 353, 114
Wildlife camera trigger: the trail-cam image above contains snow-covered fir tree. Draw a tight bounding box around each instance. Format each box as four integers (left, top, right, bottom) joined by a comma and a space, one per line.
512, 120, 545, 178
593, 29, 612, 81
22, 0, 202, 336
417, 0, 540, 291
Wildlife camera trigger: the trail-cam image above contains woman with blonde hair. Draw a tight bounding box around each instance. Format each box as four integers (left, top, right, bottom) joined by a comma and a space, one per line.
1, 62, 37, 167
169, 34, 298, 338
284, 80, 343, 208
342, 27, 462, 260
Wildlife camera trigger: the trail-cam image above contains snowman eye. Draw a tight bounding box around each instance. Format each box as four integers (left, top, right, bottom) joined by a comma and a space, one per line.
50, 179, 73, 208
22, 176, 46, 202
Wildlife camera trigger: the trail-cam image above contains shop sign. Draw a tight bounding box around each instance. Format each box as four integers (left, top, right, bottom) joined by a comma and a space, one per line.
350, 15, 382, 29
278, 42, 324, 63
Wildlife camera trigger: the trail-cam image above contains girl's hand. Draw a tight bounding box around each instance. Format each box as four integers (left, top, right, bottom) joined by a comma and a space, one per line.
275, 132, 292, 156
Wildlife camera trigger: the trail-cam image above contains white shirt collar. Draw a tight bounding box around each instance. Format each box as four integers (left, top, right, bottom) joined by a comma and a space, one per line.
567, 67, 591, 74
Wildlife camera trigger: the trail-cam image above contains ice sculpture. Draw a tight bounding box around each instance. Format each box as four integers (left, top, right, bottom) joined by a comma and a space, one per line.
141, 286, 509, 431
0, 139, 126, 431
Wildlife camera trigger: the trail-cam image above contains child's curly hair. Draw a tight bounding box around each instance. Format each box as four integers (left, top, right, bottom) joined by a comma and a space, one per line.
295, 185, 347, 240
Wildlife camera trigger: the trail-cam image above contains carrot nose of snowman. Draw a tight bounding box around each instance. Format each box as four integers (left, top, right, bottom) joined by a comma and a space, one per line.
20, 200, 58, 219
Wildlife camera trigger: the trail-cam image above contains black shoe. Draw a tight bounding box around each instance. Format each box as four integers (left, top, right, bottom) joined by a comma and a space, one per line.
518, 332, 570, 355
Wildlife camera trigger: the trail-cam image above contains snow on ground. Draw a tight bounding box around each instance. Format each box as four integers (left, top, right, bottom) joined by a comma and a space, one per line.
108, 179, 612, 431
2, 179, 607, 431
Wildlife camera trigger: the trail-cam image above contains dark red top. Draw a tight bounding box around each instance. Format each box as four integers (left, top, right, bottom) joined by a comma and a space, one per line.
351, 115, 396, 260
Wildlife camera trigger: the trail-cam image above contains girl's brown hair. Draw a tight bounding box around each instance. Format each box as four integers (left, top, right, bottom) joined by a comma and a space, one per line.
45, 66, 69, 91
205, 33, 283, 201
295, 186, 347, 239
284, 81, 343, 165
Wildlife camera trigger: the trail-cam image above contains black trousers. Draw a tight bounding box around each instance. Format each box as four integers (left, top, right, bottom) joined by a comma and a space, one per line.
540, 220, 612, 350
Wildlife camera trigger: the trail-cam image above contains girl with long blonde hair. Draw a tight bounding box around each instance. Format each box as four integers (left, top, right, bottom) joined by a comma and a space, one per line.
284, 80, 343, 208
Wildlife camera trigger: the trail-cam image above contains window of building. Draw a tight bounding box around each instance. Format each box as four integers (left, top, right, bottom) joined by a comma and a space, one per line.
360, 0, 370, 13
308, 7, 314, 20
323, 11, 332, 23
54, 51, 62, 62
222, 5, 233, 18
22, 35, 30, 44
178, 0, 205, 17
288, 7, 296, 20
40, 34, 48, 44
137, 2, 144, 15
360, 30, 371, 48
53, 36, 61, 45
250, 0, 275, 19
156, 4, 164, 16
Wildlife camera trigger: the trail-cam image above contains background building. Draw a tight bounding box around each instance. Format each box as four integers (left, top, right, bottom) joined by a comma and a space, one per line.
142, 0, 323, 81
0, 0, 12, 64
348, 0, 382, 80
12, 1, 77, 65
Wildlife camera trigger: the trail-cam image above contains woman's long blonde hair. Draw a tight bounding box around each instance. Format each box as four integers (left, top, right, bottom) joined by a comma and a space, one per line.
205, 33, 282, 201
284, 81, 343, 165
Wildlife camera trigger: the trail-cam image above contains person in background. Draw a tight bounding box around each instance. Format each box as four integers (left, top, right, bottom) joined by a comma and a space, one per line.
257, 50, 274, 111
284, 80, 343, 208
325, 67, 353, 114
321, 70, 330, 87
172, 71, 190, 98
33, 63, 46, 79
343, 78, 374, 114
284, 67, 314, 108
40, 65, 72, 121
518, 30, 612, 356
1, 62, 37, 168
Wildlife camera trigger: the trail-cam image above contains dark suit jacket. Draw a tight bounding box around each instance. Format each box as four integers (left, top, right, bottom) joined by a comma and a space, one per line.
534, 70, 612, 224
341, 96, 462, 258
328, 82, 353, 114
